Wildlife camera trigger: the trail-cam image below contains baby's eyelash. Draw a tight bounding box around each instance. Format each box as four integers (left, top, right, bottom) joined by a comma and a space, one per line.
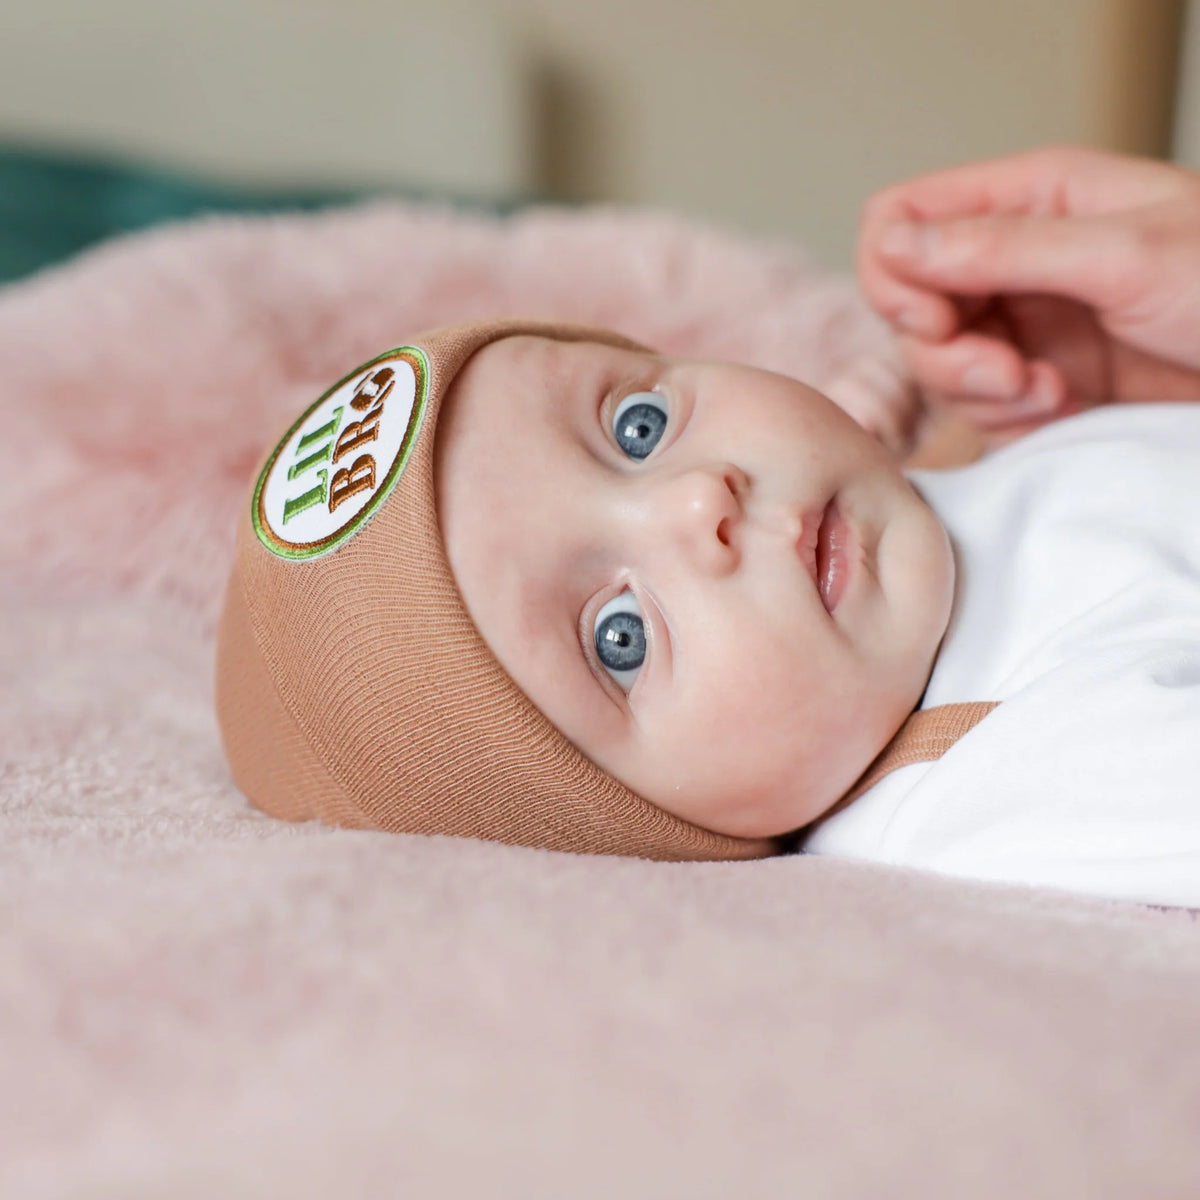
600, 371, 664, 420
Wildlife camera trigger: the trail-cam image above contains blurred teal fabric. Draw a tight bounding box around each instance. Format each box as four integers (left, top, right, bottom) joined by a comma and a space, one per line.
0, 144, 363, 284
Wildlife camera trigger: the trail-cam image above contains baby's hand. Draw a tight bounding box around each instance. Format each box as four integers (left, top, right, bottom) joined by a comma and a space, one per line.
826, 345, 990, 468
824, 347, 923, 460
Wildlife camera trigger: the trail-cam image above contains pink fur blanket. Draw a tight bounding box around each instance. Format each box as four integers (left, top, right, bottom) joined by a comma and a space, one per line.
4, 202, 1199, 1197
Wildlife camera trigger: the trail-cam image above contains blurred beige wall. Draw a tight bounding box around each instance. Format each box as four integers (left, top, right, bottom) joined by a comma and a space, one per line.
1171, 0, 1200, 165
0, 0, 537, 198
522, 0, 1183, 265
0, 0, 1184, 267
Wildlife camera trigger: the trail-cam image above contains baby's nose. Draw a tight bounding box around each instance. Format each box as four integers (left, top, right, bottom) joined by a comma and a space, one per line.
649, 464, 746, 574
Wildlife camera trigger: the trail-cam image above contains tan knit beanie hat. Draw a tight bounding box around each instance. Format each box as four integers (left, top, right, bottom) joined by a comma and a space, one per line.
215, 318, 779, 861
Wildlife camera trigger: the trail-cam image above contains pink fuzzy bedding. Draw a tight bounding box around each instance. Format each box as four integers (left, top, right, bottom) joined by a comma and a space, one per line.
3, 202, 1199, 1198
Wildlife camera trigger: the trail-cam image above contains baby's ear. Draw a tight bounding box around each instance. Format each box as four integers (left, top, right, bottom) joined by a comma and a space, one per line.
823, 345, 923, 460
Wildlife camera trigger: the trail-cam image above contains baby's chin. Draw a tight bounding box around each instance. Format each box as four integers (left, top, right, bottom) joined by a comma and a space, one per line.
629, 743, 878, 842
691, 677, 939, 838
653, 789, 838, 842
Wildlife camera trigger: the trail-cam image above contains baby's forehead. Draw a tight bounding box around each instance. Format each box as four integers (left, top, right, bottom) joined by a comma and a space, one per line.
441, 337, 614, 486
459, 334, 655, 398
439, 335, 671, 484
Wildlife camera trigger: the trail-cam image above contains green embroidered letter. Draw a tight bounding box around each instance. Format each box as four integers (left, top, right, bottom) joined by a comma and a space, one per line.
288, 442, 334, 480
287, 406, 344, 482
295, 407, 344, 456
282, 469, 329, 524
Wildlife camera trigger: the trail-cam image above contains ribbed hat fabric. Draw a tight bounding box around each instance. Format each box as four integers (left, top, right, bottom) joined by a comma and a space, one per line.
215, 318, 781, 861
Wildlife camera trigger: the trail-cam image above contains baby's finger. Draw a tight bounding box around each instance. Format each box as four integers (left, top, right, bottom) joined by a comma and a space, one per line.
823, 352, 921, 458
931, 360, 1069, 430
899, 331, 1029, 399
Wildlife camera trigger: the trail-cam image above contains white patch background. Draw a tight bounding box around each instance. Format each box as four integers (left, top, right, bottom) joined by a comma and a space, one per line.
260, 356, 418, 550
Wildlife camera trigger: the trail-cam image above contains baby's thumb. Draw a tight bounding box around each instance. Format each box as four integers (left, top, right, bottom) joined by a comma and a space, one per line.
878, 213, 1130, 309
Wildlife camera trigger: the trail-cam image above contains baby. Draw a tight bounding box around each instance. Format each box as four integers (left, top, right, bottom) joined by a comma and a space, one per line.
216, 317, 1200, 905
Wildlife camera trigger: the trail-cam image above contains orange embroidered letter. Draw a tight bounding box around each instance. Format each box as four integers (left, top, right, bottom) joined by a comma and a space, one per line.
333, 403, 383, 463
350, 367, 394, 412
328, 454, 376, 513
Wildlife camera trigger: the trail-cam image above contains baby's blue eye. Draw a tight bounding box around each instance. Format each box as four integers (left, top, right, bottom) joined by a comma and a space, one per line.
612, 392, 668, 461
593, 591, 646, 691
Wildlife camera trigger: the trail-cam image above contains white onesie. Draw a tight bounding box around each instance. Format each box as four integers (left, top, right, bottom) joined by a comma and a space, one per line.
803, 403, 1200, 908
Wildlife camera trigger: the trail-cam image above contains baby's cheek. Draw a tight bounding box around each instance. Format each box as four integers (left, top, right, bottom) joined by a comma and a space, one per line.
711, 681, 828, 780
630, 634, 873, 834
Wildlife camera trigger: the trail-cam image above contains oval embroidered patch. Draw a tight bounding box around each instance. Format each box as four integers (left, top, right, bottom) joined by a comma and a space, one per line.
252, 347, 429, 560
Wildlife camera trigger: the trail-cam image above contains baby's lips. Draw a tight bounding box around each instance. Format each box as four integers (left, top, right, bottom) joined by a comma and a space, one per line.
815, 502, 852, 616
795, 504, 824, 585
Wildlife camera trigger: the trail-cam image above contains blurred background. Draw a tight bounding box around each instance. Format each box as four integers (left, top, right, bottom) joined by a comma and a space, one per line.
0, 0, 1197, 282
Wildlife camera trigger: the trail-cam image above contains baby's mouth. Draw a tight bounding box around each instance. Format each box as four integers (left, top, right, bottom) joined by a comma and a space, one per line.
815, 501, 851, 614
798, 499, 851, 615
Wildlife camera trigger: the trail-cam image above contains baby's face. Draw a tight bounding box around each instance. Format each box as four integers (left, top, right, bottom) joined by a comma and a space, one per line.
436, 336, 953, 839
